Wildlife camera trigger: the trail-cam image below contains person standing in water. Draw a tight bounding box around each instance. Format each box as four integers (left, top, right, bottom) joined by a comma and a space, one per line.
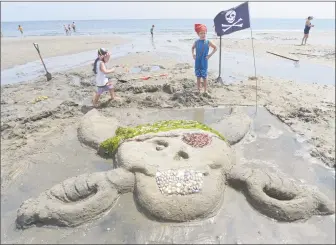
64, 25, 69, 35
150, 25, 155, 37
68, 24, 72, 35
92, 48, 117, 107
72, 22, 76, 32
18, 25, 23, 36
192, 24, 217, 94
301, 16, 314, 45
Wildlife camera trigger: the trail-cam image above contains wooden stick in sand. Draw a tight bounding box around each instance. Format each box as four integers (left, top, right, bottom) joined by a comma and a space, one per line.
266, 51, 299, 62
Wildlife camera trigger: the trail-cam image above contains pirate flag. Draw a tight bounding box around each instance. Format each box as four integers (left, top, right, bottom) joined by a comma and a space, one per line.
214, 2, 251, 36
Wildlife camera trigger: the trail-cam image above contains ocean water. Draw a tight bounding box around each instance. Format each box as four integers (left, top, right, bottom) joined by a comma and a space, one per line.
1, 18, 335, 38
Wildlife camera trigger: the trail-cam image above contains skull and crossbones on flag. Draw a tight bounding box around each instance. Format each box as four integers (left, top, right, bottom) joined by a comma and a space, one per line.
214, 2, 251, 36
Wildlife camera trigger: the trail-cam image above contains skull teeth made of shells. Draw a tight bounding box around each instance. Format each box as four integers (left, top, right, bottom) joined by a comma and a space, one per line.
16, 110, 335, 229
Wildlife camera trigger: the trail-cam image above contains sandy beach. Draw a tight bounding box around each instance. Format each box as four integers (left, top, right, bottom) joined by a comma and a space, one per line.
1, 35, 128, 70
1, 29, 335, 180
1, 31, 335, 243
1, 49, 335, 187
215, 31, 335, 68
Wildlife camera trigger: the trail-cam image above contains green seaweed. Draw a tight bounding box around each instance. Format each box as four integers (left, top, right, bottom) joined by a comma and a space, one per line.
100, 120, 226, 154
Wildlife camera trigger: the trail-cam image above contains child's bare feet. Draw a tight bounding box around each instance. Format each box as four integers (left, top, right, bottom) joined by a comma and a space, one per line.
110, 96, 120, 101
202, 91, 210, 97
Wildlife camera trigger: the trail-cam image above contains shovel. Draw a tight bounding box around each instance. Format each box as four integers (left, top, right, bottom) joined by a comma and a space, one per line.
216, 76, 223, 84
33, 43, 52, 81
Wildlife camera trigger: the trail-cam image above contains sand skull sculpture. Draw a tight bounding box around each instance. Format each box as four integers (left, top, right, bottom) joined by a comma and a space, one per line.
16, 109, 335, 228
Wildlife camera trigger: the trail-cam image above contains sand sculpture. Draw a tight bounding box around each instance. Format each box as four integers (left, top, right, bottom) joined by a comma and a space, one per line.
16, 109, 335, 229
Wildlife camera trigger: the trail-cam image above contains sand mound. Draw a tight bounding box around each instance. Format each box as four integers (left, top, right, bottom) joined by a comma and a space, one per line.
77, 109, 119, 150
210, 108, 252, 145
227, 166, 335, 221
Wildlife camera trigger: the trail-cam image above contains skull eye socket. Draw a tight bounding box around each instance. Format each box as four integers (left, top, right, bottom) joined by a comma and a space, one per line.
155, 140, 169, 147
155, 140, 169, 151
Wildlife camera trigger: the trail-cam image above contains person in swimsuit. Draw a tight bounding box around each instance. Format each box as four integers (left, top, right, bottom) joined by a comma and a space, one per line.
68, 24, 72, 35
92, 48, 117, 107
64, 25, 69, 35
150, 25, 154, 37
301, 16, 314, 45
191, 24, 217, 94
18, 25, 23, 36
72, 22, 76, 32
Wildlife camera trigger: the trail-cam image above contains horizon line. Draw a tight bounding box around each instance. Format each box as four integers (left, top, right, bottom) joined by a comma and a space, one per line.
2, 17, 335, 23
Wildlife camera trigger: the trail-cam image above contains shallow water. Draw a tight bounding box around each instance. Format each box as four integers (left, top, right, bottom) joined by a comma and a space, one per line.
1, 35, 335, 85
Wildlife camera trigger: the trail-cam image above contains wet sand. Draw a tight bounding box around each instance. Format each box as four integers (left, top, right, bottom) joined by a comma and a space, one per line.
1, 52, 335, 190
182, 31, 335, 68
2, 31, 335, 87
1, 106, 335, 244
223, 31, 335, 68
1, 32, 335, 243
1, 35, 128, 70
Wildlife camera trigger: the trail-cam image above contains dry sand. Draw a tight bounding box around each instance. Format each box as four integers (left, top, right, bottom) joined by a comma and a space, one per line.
1, 52, 335, 192
1, 35, 129, 70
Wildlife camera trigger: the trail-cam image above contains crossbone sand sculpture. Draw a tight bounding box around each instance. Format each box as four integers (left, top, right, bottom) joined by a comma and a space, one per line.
16, 109, 335, 228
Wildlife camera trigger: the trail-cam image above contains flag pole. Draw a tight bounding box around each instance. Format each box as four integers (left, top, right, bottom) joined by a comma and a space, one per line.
216, 36, 223, 84
248, 3, 258, 114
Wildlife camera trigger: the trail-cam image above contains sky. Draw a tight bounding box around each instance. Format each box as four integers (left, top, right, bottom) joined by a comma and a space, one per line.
1, 1, 335, 22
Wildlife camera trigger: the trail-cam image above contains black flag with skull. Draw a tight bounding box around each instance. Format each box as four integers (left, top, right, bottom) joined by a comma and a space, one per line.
214, 2, 250, 36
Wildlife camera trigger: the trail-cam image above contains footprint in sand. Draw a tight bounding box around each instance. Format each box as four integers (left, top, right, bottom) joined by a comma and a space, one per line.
295, 133, 309, 143
243, 131, 257, 144
255, 124, 283, 139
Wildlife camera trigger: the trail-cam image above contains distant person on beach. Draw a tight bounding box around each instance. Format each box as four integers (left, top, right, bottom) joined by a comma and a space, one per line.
301, 16, 314, 45
18, 25, 23, 36
92, 48, 117, 107
72, 22, 76, 32
64, 25, 69, 35
150, 25, 155, 37
192, 24, 217, 94
68, 24, 72, 35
